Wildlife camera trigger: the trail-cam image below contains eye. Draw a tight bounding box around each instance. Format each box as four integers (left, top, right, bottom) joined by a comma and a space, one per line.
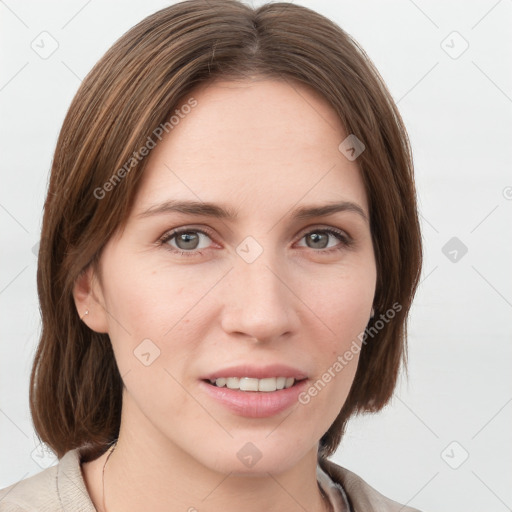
296, 228, 353, 254
159, 228, 214, 256
158, 226, 353, 257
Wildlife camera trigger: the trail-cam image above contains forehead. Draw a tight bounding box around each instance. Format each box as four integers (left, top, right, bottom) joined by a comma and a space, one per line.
133, 78, 368, 217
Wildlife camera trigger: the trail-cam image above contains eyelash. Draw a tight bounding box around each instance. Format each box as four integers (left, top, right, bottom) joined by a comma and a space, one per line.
158, 226, 353, 258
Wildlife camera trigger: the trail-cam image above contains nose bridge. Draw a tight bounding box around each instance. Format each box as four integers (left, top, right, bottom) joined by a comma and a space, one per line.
221, 237, 294, 340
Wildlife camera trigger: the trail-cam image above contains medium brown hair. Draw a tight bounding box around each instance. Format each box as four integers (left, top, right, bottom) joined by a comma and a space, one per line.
31, 0, 422, 463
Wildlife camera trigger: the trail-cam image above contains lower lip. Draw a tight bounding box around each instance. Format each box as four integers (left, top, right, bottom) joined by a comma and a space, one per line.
199, 379, 309, 418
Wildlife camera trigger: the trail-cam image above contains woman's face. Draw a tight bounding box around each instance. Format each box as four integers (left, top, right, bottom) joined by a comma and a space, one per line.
81, 78, 376, 474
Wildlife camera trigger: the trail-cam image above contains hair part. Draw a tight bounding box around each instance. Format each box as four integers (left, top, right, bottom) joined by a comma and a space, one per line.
31, 0, 422, 462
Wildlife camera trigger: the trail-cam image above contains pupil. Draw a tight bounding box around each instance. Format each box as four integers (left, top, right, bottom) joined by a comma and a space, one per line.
178, 232, 198, 250
309, 232, 327, 249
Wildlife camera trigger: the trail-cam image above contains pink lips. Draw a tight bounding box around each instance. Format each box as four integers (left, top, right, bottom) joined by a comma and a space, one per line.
199, 378, 309, 418
201, 363, 308, 381
199, 363, 309, 418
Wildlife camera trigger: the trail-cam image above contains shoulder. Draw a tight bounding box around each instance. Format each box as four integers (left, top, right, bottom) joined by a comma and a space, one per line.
0, 462, 59, 512
0, 449, 95, 512
318, 456, 423, 512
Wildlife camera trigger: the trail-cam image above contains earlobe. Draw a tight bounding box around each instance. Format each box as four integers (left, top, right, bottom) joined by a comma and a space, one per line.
72, 266, 109, 333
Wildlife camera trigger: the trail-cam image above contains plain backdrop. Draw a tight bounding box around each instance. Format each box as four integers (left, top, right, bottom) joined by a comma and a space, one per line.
1, 1, 511, 511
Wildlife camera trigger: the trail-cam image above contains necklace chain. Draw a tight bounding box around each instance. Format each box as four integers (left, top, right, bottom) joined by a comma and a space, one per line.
101, 441, 117, 512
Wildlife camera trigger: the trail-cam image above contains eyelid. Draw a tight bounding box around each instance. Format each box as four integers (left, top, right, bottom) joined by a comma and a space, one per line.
158, 223, 353, 254
295, 225, 354, 250
158, 225, 216, 246
296, 223, 351, 239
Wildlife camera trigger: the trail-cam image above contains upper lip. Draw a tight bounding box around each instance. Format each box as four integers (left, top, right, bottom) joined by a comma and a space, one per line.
201, 364, 308, 381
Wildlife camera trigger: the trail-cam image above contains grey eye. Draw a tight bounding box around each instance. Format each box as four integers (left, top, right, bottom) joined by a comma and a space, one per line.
306, 232, 330, 249
166, 230, 212, 252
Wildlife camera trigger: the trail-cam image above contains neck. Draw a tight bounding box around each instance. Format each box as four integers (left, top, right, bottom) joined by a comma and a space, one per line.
99, 395, 330, 512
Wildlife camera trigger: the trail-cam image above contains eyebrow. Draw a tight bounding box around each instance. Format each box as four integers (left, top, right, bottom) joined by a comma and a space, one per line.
137, 199, 368, 223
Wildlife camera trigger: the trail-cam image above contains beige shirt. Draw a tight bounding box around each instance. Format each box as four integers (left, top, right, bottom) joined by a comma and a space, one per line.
0, 449, 422, 511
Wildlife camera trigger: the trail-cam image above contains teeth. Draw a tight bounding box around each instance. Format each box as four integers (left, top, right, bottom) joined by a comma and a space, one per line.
208, 376, 296, 392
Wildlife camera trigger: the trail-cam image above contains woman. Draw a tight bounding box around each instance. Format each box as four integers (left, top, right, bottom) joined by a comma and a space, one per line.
0, 1, 423, 511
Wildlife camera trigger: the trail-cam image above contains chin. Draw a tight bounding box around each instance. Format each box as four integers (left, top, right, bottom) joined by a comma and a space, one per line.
193, 438, 308, 476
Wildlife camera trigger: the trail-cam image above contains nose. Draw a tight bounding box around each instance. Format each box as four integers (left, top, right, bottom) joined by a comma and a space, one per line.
220, 249, 298, 343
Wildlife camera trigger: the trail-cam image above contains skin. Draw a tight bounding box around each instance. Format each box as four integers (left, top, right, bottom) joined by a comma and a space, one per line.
74, 78, 377, 512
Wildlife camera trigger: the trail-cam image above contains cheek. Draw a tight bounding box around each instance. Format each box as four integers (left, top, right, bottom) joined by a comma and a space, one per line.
310, 261, 376, 342
101, 267, 196, 417
296, 350, 360, 442
300, 261, 375, 408
99, 260, 213, 383
102, 261, 198, 337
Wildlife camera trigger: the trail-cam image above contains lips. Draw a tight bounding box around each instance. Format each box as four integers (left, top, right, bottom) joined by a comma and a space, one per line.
200, 363, 308, 381
199, 377, 310, 418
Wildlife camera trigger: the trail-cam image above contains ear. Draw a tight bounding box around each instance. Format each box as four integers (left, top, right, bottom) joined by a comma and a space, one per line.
72, 265, 109, 333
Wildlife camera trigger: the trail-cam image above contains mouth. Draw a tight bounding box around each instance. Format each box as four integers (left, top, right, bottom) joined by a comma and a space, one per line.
199, 375, 310, 418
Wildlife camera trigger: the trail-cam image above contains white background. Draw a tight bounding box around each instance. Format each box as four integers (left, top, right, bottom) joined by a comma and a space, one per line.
1, 1, 511, 511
